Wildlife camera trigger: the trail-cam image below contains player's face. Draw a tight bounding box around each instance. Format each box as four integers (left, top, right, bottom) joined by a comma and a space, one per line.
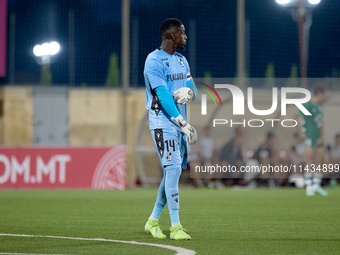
174, 25, 187, 50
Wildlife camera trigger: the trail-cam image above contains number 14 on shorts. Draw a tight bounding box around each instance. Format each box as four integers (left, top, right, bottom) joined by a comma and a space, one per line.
165, 140, 176, 152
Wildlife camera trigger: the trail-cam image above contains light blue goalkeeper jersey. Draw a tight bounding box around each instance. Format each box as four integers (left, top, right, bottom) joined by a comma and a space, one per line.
144, 48, 191, 130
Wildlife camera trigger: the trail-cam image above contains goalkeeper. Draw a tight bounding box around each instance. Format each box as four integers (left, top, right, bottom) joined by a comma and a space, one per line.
143, 18, 198, 240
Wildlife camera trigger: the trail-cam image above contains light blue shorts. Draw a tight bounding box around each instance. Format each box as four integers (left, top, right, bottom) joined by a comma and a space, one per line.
151, 127, 188, 169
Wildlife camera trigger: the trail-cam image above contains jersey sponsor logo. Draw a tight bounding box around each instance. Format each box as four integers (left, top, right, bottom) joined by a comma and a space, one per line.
166, 72, 186, 82
161, 58, 168, 61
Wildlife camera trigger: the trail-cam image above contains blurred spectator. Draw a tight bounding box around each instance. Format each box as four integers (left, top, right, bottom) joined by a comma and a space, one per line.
199, 127, 214, 165
188, 143, 204, 187
253, 132, 279, 187
325, 133, 340, 188
328, 133, 340, 164
219, 127, 245, 186
198, 127, 223, 188
290, 132, 306, 167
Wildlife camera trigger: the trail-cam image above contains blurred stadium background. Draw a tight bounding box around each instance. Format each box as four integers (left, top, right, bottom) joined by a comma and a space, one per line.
0, 0, 339, 189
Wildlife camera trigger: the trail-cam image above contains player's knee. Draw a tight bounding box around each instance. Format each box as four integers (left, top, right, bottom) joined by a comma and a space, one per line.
164, 164, 182, 176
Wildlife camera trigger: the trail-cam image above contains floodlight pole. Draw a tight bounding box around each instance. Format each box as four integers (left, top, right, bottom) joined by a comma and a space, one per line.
9, 13, 15, 84
121, 0, 130, 147
68, 10, 75, 86
122, 0, 130, 92
237, 0, 246, 89
277, 0, 317, 88
297, 0, 308, 88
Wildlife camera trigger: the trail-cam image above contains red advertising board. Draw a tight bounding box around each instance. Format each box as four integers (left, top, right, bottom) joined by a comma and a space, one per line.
0, 147, 126, 189
0, 0, 7, 77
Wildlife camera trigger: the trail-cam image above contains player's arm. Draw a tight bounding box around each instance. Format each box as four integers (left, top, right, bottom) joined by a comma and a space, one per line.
154, 86, 197, 145
173, 58, 198, 105
294, 114, 304, 138
294, 106, 308, 139
145, 59, 197, 144
173, 75, 198, 105
317, 120, 325, 146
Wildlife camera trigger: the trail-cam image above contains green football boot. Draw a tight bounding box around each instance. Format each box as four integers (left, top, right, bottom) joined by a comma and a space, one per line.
144, 218, 166, 239
306, 188, 315, 196
314, 187, 328, 196
170, 224, 191, 240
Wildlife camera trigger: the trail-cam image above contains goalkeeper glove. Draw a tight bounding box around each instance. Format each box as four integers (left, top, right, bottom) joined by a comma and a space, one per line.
171, 115, 197, 145
173, 87, 196, 105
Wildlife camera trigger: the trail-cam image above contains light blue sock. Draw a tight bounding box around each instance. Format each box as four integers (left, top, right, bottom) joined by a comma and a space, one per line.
150, 171, 167, 220
165, 164, 182, 225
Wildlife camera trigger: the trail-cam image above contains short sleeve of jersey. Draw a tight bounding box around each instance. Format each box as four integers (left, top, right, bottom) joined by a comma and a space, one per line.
299, 101, 311, 116
144, 58, 167, 90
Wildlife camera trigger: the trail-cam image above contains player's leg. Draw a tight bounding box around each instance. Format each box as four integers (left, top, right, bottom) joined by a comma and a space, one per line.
313, 146, 328, 196
166, 131, 191, 240
145, 171, 167, 238
145, 129, 167, 239
164, 164, 182, 224
304, 143, 315, 196
150, 173, 166, 221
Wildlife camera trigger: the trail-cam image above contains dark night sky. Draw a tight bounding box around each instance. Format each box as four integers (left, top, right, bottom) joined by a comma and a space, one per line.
5, 0, 340, 85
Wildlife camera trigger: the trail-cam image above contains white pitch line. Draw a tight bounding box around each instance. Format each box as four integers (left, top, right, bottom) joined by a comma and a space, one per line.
0, 233, 196, 255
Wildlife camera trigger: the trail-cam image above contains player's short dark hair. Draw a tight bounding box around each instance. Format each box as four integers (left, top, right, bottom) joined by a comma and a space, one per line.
314, 86, 325, 96
160, 18, 183, 35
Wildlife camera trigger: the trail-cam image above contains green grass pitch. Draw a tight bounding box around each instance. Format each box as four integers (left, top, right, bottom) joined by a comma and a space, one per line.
0, 188, 339, 254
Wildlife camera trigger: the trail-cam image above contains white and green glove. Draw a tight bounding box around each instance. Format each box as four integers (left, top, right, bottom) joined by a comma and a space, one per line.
171, 115, 197, 145
173, 87, 196, 105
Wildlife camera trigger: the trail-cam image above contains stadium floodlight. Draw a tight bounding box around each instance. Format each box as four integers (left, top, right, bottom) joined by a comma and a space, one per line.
308, 0, 321, 5
33, 41, 60, 57
275, 0, 291, 5
49, 41, 61, 55
275, 0, 321, 87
